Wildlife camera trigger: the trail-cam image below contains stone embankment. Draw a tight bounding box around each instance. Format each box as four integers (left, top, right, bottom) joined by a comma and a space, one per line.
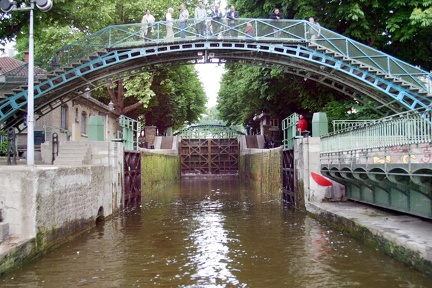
240, 135, 432, 276
0, 142, 123, 274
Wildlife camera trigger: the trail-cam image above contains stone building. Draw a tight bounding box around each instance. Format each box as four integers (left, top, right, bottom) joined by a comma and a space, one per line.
0, 54, 120, 162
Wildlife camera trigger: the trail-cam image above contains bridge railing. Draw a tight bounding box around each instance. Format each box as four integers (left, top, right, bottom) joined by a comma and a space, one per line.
282, 113, 299, 150
332, 119, 379, 132
321, 107, 432, 153
1, 18, 431, 94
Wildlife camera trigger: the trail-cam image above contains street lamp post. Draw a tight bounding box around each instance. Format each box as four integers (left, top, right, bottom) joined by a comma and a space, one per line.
0, 0, 53, 166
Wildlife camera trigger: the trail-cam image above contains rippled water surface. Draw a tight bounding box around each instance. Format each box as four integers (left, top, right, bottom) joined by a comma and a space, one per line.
1, 177, 431, 287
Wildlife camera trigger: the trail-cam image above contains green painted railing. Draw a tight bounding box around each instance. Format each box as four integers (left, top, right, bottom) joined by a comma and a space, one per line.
118, 115, 141, 151
321, 108, 432, 153
282, 113, 299, 150
332, 119, 379, 132
175, 122, 245, 139
1, 18, 431, 93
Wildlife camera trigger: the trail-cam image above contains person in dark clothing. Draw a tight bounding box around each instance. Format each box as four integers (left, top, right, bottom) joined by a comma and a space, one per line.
211, 4, 223, 36
51, 51, 61, 70
226, 5, 239, 37
270, 8, 283, 38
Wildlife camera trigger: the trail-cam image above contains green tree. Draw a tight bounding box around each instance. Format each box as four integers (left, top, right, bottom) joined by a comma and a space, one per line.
217, 63, 349, 125
215, 0, 432, 127
141, 65, 207, 134
201, 106, 220, 122
1, 0, 207, 130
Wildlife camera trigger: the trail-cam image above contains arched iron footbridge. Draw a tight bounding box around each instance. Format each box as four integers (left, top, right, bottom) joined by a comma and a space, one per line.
174, 122, 245, 139
1, 18, 431, 130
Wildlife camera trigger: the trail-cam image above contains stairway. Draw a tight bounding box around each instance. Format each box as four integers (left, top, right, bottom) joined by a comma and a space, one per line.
54, 141, 91, 166
2, 49, 110, 132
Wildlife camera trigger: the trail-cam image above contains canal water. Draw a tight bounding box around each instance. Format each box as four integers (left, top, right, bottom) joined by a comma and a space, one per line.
1, 177, 431, 287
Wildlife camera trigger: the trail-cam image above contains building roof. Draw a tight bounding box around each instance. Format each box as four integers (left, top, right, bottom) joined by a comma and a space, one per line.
0, 56, 46, 76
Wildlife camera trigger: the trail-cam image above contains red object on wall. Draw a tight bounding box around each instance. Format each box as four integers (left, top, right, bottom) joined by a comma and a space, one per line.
311, 172, 332, 186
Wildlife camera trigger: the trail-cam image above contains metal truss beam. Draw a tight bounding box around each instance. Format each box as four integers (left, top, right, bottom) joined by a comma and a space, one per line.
1, 36, 431, 129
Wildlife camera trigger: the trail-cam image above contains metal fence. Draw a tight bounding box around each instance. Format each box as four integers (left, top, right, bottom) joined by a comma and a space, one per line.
332, 119, 379, 133
321, 107, 432, 153
282, 113, 299, 150
1, 18, 430, 94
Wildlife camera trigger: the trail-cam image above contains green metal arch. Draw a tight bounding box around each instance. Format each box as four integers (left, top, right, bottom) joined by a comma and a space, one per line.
174, 124, 245, 139
1, 18, 431, 129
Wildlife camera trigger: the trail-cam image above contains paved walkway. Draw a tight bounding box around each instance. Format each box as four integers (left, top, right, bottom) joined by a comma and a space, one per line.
307, 201, 432, 276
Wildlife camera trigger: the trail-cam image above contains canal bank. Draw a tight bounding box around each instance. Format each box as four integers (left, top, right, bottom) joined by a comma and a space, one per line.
0, 142, 124, 274
239, 137, 432, 276
3, 177, 431, 286
307, 201, 432, 276
0, 136, 431, 278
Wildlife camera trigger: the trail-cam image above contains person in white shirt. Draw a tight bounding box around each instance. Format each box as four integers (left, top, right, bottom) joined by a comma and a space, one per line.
307, 17, 321, 43
166, 8, 174, 42
194, 1, 207, 37
179, 4, 189, 39
141, 9, 156, 41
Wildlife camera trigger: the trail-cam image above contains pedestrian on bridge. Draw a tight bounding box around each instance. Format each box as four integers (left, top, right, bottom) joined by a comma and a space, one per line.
194, 1, 207, 37
141, 9, 155, 41
165, 8, 174, 42
226, 5, 239, 37
179, 3, 189, 39
270, 8, 283, 38
245, 22, 255, 38
211, 4, 223, 37
307, 17, 321, 43
51, 51, 61, 71
297, 114, 308, 137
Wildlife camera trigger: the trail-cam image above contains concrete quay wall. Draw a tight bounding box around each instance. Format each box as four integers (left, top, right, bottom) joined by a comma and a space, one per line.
239, 147, 282, 200
0, 143, 123, 274
295, 137, 432, 276
140, 148, 181, 195
307, 202, 432, 276
193, 135, 432, 276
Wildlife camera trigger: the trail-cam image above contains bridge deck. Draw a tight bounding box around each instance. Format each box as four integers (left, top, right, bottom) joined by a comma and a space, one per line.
1, 19, 431, 131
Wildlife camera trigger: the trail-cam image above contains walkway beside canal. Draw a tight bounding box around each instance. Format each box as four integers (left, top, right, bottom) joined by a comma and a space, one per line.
307, 201, 432, 276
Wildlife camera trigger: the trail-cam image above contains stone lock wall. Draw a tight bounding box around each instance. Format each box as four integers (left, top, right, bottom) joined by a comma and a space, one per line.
239, 147, 282, 200
0, 142, 124, 274
141, 151, 181, 195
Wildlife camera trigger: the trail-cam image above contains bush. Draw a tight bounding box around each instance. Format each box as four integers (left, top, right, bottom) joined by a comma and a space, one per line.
0, 130, 8, 156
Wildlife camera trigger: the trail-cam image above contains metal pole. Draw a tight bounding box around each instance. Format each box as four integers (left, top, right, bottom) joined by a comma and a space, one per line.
27, 2, 35, 165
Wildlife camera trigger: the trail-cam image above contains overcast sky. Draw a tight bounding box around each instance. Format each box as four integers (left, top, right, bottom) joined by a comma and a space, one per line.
195, 63, 226, 108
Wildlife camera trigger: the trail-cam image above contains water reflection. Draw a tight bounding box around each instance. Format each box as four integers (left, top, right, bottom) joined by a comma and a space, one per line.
1, 177, 431, 287
186, 199, 238, 286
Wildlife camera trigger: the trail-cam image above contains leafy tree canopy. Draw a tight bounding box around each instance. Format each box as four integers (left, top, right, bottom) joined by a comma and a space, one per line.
215, 0, 431, 127
141, 65, 207, 133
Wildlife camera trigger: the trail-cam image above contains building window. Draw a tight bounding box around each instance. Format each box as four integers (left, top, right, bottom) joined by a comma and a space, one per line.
60, 105, 68, 129
75, 108, 79, 122
81, 112, 87, 135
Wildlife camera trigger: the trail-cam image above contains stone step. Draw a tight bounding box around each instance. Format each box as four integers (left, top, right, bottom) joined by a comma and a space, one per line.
54, 142, 90, 165
54, 160, 84, 166
54, 153, 86, 161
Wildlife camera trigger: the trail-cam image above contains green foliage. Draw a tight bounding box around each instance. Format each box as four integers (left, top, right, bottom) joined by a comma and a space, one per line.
0, 130, 7, 155
201, 106, 220, 121
141, 65, 206, 133
0, 1, 208, 132
217, 63, 348, 125
321, 99, 384, 132
2, 0, 431, 133
214, 0, 432, 127
123, 72, 155, 107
